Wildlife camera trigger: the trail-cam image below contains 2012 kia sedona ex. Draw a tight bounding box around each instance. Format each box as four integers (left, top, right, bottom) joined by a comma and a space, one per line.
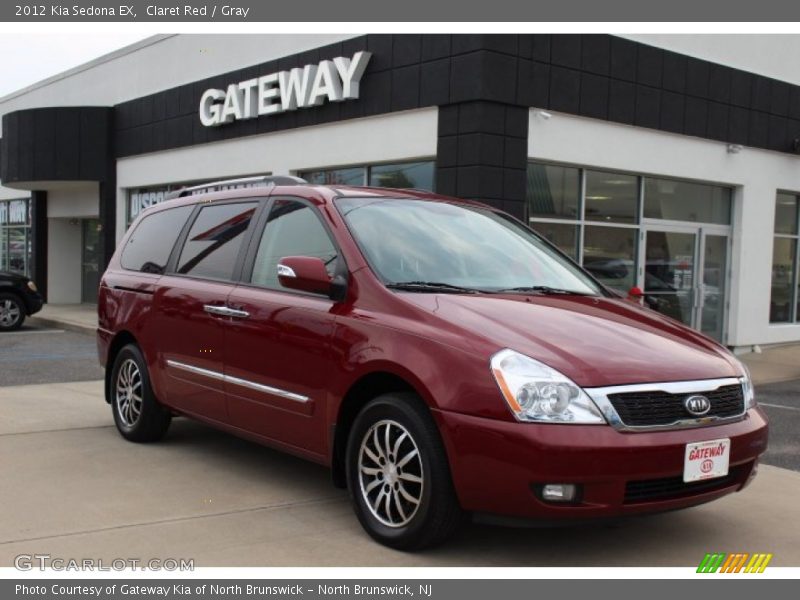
97, 176, 768, 550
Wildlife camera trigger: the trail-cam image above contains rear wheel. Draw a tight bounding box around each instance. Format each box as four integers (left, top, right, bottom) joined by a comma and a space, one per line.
0, 293, 25, 331
110, 344, 171, 442
346, 393, 464, 550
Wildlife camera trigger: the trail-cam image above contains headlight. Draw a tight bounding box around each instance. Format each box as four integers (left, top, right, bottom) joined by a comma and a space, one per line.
737, 360, 756, 409
26, 280, 37, 292
490, 349, 606, 424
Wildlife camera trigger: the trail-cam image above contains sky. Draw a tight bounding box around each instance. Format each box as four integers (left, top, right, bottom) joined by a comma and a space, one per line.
0, 33, 151, 97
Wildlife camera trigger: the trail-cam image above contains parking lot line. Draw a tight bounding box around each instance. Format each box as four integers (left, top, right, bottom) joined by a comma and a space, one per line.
760, 402, 800, 412
0, 329, 64, 335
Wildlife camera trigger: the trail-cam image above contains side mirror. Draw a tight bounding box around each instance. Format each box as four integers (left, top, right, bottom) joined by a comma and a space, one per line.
277, 256, 332, 296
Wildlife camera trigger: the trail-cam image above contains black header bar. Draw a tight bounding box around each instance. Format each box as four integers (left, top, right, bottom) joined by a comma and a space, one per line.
2, 0, 800, 22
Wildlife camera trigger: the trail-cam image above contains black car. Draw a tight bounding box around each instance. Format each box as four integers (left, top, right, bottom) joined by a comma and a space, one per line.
0, 271, 43, 331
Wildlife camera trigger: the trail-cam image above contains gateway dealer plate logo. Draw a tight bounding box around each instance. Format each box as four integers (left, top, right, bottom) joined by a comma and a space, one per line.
684, 394, 711, 416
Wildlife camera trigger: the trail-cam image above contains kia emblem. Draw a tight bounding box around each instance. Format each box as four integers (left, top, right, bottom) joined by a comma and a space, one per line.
684, 395, 711, 416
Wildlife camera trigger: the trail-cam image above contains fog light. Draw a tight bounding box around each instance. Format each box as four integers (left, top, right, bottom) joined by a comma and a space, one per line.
541, 483, 577, 502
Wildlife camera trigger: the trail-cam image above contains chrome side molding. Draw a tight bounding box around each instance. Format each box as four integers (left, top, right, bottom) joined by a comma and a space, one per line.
166, 359, 309, 403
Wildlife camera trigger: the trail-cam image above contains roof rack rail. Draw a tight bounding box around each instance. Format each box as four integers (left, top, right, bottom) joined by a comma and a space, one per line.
166, 175, 307, 200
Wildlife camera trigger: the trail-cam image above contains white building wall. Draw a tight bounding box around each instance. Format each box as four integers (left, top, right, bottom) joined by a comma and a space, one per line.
115, 107, 439, 241
47, 218, 82, 304
528, 109, 800, 349
47, 184, 99, 218
44, 184, 99, 303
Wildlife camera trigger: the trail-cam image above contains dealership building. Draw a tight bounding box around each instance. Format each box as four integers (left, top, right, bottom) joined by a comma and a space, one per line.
1, 33, 800, 350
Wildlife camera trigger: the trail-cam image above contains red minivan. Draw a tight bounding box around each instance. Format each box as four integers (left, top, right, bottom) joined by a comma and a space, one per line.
98, 176, 768, 549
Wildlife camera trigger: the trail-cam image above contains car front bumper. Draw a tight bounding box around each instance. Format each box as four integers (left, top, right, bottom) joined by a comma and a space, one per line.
24, 290, 43, 315
433, 407, 768, 521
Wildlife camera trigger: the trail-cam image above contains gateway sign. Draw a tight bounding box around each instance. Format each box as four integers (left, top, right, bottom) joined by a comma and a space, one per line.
199, 51, 372, 127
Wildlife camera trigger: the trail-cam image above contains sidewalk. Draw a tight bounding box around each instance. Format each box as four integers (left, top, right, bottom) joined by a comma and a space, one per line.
30, 303, 800, 385
30, 303, 97, 335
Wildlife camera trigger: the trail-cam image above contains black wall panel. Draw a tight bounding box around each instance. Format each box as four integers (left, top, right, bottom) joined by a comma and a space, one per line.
109, 33, 800, 168
0, 107, 112, 185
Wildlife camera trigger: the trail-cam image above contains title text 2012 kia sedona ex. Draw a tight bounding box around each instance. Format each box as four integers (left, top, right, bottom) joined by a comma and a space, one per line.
97, 176, 768, 550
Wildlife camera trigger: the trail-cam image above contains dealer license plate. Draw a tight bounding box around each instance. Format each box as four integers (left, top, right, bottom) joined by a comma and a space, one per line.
683, 438, 730, 483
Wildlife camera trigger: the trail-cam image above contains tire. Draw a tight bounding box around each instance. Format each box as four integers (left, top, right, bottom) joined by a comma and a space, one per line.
110, 344, 171, 442
345, 392, 464, 550
0, 293, 25, 331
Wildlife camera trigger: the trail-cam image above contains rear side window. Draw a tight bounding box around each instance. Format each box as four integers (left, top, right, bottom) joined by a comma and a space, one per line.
120, 205, 193, 274
250, 199, 338, 290
176, 201, 258, 280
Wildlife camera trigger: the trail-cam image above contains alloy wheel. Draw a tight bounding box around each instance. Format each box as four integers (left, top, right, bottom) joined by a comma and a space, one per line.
0, 299, 21, 328
115, 358, 143, 427
358, 419, 424, 528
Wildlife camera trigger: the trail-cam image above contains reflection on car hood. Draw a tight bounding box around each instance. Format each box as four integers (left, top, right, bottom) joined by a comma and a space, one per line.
400, 293, 741, 387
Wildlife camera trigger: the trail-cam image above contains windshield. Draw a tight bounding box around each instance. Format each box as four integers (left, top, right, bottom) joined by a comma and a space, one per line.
335, 198, 603, 295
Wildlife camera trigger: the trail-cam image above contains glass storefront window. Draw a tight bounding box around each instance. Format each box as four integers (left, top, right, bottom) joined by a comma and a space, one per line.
369, 162, 434, 190
584, 170, 638, 224
770, 237, 797, 323
303, 167, 366, 186
527, 162, 737, 341
644, 178, 732, 224
526, 163, 580, 219
301, 161, 435, 191
529, 222, 578, 260
770, 192, 800, 323
582, 226, 637, 291
0, 198, 32, 276
775, 192, 799, 235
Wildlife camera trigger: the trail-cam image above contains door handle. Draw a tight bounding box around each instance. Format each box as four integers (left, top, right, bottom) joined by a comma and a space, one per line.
203, 305, 250, 319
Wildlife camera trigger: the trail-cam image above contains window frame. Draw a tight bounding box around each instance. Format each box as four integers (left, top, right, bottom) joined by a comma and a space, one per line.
163, 197, 266, 284
770, 191, 800, 324
237, 195, 349, 299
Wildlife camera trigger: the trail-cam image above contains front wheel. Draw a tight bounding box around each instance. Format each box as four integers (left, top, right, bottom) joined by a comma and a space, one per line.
345, 393, 464, 550
0, 293, 25, 331
110, 344, 171, 442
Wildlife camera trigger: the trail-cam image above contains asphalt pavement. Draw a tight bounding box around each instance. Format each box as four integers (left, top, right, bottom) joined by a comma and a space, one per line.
1, 379, 799, 567
755, 380, 800, 472
1, 322, 799, 566
0, 321, 103, 386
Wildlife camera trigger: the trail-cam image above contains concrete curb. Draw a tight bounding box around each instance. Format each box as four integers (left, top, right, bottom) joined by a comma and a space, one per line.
28, 316, 96, 336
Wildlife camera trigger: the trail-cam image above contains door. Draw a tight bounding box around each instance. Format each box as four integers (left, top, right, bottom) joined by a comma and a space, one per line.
699, 234, 729, 341
224, 198, 341, 456
641, 226, 729, 341
81, 218, 101, 303
155, 200, 260, 422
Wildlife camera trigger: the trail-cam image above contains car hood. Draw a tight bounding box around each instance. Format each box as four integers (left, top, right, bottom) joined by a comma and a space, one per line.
0, 270, 26, 283
400, 293, 742, 387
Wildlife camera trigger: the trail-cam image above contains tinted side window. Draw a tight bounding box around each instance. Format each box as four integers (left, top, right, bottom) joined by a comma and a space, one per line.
120, 205, 193, 274
176, 201, 258, 280
251, 200, 338, 290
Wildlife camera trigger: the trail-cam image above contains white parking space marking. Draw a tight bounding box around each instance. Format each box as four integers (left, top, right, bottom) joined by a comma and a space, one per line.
760, 402, 800, 412
1, 329, 64, 335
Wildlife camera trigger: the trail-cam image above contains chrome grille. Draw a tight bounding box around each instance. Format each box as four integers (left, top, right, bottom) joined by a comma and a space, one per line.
607, 384, 744, 427
585, 377, 747, 431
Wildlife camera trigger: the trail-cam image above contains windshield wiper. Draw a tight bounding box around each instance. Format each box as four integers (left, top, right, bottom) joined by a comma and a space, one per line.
386, 281, 487, 294
498, 285, 594, 296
